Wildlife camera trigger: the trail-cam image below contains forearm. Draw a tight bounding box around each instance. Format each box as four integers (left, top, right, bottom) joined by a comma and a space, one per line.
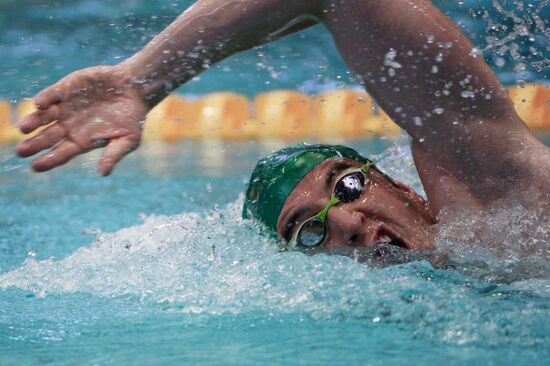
321, 0, 519, 141
119, 0, 321, 108
121, 0, 519, 133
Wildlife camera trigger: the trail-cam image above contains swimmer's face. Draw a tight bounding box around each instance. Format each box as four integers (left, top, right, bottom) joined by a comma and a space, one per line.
277, 158, 436, 250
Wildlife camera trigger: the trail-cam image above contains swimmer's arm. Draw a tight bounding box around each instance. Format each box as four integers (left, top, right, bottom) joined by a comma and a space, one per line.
320, 0, 550, 215
17, 0, 549, 194
118, 0, 322, 108
16, 0, 323, 175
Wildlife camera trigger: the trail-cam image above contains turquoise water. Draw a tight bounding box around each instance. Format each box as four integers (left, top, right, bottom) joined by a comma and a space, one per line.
1, 137, 550, 365
1, 1, 550, 365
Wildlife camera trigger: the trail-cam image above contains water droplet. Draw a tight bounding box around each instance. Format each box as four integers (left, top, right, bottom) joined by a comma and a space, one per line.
513, 63, 526, 73
516, 80, 526, 88
469, 48, 482, 58
413, 117, 423, 126
431, 65, 439, 73
461, 90, 475, 98
385, 49, 397, 61
433, 107, 444, 114
384, 49, 402, 69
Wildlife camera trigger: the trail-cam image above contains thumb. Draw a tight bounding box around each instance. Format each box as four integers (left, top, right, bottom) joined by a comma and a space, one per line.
98, 136, 140, 176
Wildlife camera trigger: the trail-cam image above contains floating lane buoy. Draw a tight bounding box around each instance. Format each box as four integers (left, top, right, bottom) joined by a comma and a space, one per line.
314, 90, 374, 141
509, 84, 550, 130
144, 95, 196, 142
0, 100, 21, 144
0, 85, 548, 145
255, 90, 314, 140
194, 92, 255, 141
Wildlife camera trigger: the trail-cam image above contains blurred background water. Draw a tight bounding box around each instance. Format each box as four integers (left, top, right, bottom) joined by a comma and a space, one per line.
1, 1, 549, 365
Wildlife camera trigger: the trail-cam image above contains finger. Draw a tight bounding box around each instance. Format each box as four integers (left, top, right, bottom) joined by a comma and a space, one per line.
31, 140, 82, 173
16, 123, 67, 158
98, 136, 139, 176
34, 83, 64, 110
18, 104, 61, 134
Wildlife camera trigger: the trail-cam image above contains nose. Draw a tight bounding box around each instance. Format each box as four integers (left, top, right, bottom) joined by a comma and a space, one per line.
325, 205, 374, 247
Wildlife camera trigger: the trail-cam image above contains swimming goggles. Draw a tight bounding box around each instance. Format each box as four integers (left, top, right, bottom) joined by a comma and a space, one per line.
289, 161, 374, 249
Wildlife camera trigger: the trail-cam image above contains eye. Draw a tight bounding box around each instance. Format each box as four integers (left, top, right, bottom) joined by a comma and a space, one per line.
297, 217, 326, 247
334, 171, 365, 202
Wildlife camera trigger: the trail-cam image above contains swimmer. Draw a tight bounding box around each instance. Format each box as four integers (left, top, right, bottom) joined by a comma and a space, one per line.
15, 0, 550, 251
243, 143, 437, 252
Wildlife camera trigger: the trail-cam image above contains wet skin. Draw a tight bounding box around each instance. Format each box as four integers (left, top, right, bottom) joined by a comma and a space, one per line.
278, 158, 436, 251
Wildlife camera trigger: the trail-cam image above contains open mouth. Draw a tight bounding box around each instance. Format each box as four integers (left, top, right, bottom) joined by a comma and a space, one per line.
373, 227, 410, 250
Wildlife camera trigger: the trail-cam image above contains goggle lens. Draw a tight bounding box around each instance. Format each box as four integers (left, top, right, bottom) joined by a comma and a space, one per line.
334, 171, 366, 202
297, 217, 326, 248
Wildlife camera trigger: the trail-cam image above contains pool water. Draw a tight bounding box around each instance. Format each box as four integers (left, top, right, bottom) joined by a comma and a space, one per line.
1, 138, 549, 365
1, 0, 549, 364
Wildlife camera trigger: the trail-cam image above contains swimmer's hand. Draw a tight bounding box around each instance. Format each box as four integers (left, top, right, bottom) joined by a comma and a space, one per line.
16, 65, 147, 176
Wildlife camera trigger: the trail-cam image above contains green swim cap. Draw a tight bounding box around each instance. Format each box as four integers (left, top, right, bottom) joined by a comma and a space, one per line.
242, 143, 368, 235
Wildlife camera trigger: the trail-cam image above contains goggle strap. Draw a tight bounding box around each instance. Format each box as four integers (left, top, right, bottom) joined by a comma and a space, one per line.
316, 195, 340, 221
361, 161, 374, 174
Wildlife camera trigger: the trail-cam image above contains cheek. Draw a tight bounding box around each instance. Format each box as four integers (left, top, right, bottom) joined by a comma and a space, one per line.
359, 186, 417, 216
358, 183, 394, 207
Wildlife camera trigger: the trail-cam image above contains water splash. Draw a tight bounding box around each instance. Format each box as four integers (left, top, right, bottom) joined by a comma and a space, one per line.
482, 0, 549, 83
1, 139, 549, 348
0, 198, 548, 347
437, 202, 550, 266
